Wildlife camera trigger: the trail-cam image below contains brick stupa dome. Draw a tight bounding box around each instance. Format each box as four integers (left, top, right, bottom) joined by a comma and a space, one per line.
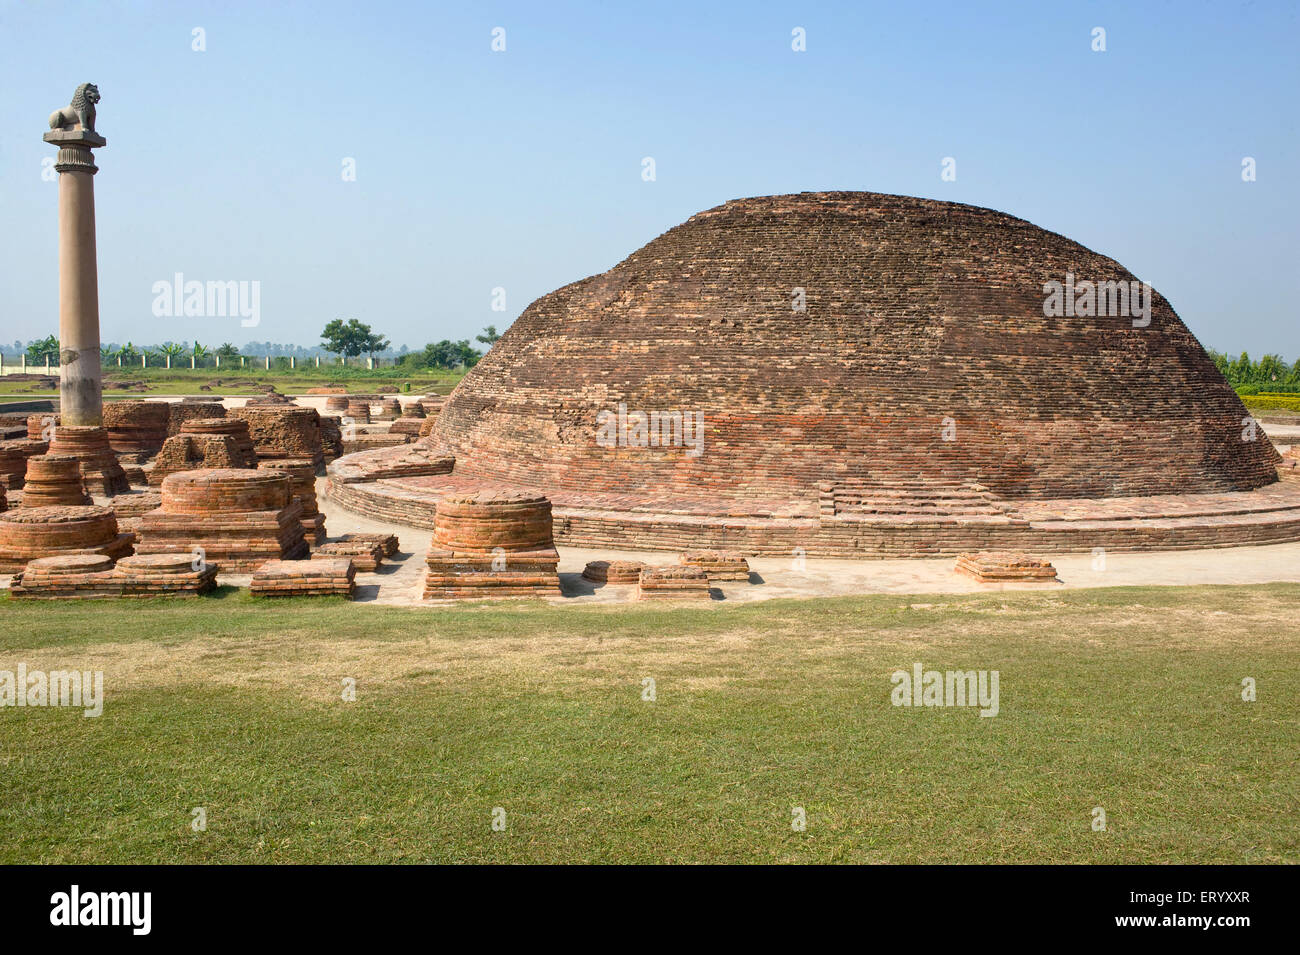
330, 192, 1300, 557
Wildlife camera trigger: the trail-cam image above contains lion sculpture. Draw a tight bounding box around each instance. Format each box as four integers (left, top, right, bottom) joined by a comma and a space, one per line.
48, 83, 100, 135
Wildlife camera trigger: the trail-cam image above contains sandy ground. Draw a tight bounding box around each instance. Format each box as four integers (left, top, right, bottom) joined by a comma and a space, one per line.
306, 478, 1300, 606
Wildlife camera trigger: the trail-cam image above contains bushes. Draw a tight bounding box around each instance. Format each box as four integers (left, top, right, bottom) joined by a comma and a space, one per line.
1240, 394, 1300, 413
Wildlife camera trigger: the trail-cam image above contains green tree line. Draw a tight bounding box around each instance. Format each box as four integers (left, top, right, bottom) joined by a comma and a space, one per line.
1207, 349, 1300, 393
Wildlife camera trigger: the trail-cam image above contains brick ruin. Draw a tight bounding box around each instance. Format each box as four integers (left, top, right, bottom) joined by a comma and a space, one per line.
26, 414, 57, 440
181, 418, 257, 466
19, 454, 92, 507
109, 489, 161, 536
389, 401, 426, 437
103, 400, 169, 474
326, 191, 1300, 558
149, 421, 255, 486
346, 397, 372, 423
48, 425, 129, 495
166, 400, 226, 437
319, 415, 345, 461
0, 504, 134, 573
955, 552, 1060, 584
680, 550, 751, 582
251, 557, 355, 598
257, 457, 326, 545
336, 532, 399, 557
313, 539, 382, 571
422, 490, 561, 599
582, 559, 646, 584
230, 406, 325, 473
134, 469, 308, 572
636, 566, 714, 601
11, 552, 218, 599
0, 439, 48, 490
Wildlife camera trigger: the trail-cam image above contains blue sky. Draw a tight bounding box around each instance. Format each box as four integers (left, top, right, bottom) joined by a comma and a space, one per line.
1, 0, 1297, 356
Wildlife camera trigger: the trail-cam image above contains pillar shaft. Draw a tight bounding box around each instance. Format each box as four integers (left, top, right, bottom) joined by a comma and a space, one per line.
56, 153, 102, 425
44, 125, 106, 428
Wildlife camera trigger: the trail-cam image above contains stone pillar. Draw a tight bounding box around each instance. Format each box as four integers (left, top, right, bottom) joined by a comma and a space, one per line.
42, 84, 126, 496
43, 123, 106, 428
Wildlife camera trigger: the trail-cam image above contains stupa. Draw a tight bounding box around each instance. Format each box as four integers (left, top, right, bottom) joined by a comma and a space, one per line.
329, 192, 1300, 557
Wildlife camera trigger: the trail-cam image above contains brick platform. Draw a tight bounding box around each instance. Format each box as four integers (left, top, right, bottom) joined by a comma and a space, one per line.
636, 566, 714, 601
10, 552, 218, 599
421, 490, 561, 599
251, 557, 355, 597
0, 439, 49, 490
345, 397, 372, 424
257, 458, 326, 545
134, 469, 308, 573
319, 415, 344, 461
680, 549, 751, 581
103, 400, 170, 456
955, 552, 1060, 584
336, 532, 400, 557
324, 396, 350, 413
582, 559, 646, 583
182, 418, 257, 467
230, 406, 325, 472
244, 392, 295, 407
48, 426, 129, 496
26, 414, 57, 440
167, 401, 225, 437
312, 539, 382, 571
0, 505, 134, 573
342, 433, 409, 455
328, 467, 1300, 558
149, 432, 254, 485
110, 489, 162, 535
19, 454, 92, 508
390, 403, 426, 437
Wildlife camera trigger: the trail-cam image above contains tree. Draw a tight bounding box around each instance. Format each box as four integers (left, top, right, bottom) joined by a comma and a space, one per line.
159, 342, 185, 369
191, 341, 209, 368
476, 325, 501, 347
216, 342, 240, 359
321, 318, 378, 359
1257, 354, 1286, 384
455, 339, 482, 368
419, 339, 482, 370
26, 335, 60, 365
363, 330, 391, 360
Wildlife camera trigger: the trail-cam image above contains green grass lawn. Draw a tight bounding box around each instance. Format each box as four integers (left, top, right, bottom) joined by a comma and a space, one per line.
0, 584, 1295, 864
